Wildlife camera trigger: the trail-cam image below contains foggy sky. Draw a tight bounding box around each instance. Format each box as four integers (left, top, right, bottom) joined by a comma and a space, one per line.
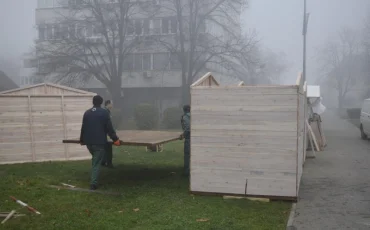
0, 0, 37, 61
243, 0, 370, 84
0, 0, 369, 85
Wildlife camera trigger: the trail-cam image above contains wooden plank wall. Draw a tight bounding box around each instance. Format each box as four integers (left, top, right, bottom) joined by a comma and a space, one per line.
0, 95, 92, 164
190, 86, 299, 198
296, 92, 306, 195
63, 96, 92, 160
0, 97, 33, 163
4, 85, 77, 96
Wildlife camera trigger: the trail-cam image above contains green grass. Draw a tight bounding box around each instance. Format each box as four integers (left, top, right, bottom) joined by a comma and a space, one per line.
0, 141, 291, 230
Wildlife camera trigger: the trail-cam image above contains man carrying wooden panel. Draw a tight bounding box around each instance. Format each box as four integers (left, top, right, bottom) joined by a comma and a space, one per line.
180, 105, 191, 176
101, 100, 114, 168
80, 95, 121, 190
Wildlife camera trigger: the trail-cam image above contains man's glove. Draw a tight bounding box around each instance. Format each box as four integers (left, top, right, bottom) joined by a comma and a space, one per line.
113, 140, 121, 146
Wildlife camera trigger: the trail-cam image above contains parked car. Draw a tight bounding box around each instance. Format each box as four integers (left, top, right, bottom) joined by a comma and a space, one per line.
360, 98, 370, 139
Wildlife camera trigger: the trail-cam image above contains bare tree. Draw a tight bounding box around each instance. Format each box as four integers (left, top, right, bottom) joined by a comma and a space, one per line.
317, 27, 360, 109
155, 0, 253, 104
35, 0, 158, 108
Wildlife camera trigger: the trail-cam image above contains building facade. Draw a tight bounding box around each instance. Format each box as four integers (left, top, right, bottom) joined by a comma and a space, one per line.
30, 0, 245, 122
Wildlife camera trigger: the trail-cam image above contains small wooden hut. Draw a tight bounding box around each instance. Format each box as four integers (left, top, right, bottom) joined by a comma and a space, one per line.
0, 83, 96, 164
190, 72, 307, 200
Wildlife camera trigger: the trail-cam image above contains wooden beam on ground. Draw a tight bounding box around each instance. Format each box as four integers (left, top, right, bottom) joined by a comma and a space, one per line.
0, 213, 26, 218
1, 210, 16, 224
48, 185, 122, 196
223, 196, 270, 202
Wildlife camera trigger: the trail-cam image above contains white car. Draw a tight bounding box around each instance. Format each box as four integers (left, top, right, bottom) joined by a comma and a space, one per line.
360, 98, 370, 140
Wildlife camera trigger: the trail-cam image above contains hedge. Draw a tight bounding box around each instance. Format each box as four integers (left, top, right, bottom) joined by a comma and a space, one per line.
134, 103, 158, 130
162, 107, 183, 129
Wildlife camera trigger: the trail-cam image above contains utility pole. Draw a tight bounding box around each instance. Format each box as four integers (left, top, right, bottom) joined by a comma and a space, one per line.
302, 0, 310, 82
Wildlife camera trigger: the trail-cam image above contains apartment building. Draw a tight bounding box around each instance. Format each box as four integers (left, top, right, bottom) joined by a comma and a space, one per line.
32, 0, 244, 118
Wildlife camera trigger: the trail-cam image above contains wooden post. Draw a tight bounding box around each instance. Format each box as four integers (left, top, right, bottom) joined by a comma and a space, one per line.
61, 95, 69, 160
27, 96, 35, 162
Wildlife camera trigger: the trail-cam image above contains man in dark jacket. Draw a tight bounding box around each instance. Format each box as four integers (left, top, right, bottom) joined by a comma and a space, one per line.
180, 105, 191, 176
80, 95, 121, 190
101, 100, 114, 168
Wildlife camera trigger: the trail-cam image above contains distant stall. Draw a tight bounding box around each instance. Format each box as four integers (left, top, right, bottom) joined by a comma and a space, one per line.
0, 83, 96, 164
190, 72, 307, 201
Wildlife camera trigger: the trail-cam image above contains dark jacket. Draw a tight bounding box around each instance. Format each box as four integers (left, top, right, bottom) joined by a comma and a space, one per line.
80, 106, 119, 145
181, 112, 191, 139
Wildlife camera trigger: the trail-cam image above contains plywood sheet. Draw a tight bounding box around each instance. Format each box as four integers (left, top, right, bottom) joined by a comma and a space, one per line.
64, 130, 182, 146
0, 93, 95, 165
190, 79, 300, 199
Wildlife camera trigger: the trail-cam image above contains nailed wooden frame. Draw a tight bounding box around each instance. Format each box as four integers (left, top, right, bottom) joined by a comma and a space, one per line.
189, 72, 307, 201
0, 84, 95, 165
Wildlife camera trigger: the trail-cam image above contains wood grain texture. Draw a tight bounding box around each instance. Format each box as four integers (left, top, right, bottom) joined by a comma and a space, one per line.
0, 88, 94, 165
190, 82, 300, 198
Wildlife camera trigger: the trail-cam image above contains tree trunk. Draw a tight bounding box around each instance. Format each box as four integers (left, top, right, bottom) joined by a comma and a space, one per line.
108, 76, 125, 127
338, 94, 344, 110
182, 83, 191, 105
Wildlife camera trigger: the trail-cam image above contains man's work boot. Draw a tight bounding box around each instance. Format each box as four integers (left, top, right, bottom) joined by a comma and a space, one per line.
90, 184, 98, 190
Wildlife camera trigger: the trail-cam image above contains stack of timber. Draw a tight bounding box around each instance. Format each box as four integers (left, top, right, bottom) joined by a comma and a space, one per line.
0, 83, 95, 164
190, 72, 307, 201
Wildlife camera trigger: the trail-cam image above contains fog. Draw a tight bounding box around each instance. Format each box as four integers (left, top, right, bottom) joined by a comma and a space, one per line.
0, 0, 369, 86
0, 0, 37, 60
243, 0, 370, 84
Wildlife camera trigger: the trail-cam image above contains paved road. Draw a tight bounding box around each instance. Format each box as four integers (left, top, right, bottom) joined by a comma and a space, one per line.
292, 111, 370, 230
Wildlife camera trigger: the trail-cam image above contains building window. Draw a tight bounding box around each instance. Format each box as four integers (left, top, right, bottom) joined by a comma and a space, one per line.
162, 18, 169, 34
170, 17, 178, 34
143, 54, 152, 70
38, 25, 46, 41
76, 24, 85, 38
152, 19, 161, 35
46, 25, 53, 40
86, 24, 93, 37
162, 17, 177, 34
69, 24, 76, 39
134, 54, 143, 71
127, 20, 135, 35
153, 53, 169, 70
54, 24, 61, 39
135, 20, 143, 35
170, 53, 182, 70
143, 19, 150, 35
61, 24, 69, 38
123, 54, 134, 71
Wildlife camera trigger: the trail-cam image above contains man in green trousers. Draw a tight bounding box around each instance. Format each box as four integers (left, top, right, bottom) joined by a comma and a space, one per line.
101, 100, 114, 168
80, 95, 121, 190
180, 105, 191, 176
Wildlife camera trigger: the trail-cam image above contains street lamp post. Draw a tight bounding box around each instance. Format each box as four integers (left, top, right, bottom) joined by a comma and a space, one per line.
302, 0, 309, 82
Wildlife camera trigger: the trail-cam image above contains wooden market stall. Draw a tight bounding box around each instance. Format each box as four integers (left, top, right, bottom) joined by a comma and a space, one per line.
0, 83, 96, 164
190, 72, 307, 201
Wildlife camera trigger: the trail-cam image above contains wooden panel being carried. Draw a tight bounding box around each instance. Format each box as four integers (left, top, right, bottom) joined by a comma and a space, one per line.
190, 72, 307, 201
63, 130, 182, 146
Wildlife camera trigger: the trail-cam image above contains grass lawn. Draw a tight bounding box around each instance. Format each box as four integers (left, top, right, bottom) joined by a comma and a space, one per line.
0, 141, 291, 230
